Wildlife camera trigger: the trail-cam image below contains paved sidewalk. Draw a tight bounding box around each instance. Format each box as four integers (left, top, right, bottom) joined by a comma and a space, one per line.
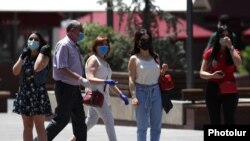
0, 113, 203, 141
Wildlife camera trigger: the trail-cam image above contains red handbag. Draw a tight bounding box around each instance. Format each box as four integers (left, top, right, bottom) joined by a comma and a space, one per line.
83, 90, 104, 107
159, 74, 174, 91
219, 81, 237, 94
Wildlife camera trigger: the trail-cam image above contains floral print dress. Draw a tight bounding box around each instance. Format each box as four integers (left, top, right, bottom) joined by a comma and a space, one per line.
13, 57, 52, 116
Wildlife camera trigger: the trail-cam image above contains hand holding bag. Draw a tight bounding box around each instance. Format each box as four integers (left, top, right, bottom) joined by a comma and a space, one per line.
219, 81, 237, 94
83, 90, 104, 107
159, 74, 174, 91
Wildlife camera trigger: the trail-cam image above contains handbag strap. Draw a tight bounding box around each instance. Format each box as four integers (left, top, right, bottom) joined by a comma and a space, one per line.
103, 63, 109, 92
103, 75, 108, 92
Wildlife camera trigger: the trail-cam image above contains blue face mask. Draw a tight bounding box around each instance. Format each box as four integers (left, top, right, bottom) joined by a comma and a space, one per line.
27, 40, 39, 50
97, 45, 109, 56
77, 32, 84, 41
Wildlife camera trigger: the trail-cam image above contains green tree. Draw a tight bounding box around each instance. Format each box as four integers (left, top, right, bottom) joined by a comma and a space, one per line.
239, 46, 250, 75
78, 23, 133, 71
98, 0, 187, 69
99, 0, 179, 38
154, 37, 186, 70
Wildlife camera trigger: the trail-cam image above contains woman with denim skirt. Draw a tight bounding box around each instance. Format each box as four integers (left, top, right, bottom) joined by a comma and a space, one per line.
128, 29, 168, 141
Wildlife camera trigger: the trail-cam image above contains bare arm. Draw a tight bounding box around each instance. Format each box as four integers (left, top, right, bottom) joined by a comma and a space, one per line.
110, 77, 129, 105
200, 59, 213, 79
199, 59, 224, 80
229, 48, 242, 67
34, 53, 49, 72
86, 56, 106, 84
128, 56, 137, 98
128, 56, 139, 106
12, 57, 24, 76
109, 85, 122, 96
224, 36, 242, 66
156, 54, 168, 76
86, 57, 124, 97
160, 63, 168, 76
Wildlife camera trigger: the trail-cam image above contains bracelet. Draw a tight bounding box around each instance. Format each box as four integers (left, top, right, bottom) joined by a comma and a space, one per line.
229, 46, 234, 51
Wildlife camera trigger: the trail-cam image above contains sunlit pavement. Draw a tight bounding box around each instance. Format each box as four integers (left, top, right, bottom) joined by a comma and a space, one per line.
0, 113, 203, 141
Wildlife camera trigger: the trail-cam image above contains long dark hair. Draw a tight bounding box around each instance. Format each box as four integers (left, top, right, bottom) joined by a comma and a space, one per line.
25, 32, 47, 52
130, 29, 159, 64
208, 27, 234, 67
27, 32, 51, 70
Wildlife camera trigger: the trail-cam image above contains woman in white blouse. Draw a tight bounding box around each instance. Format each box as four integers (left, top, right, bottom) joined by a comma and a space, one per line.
128, 29, 167, 141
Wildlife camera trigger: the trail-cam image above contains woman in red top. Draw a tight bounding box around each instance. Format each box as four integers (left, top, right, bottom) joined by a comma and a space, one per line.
200, 26, 242, 124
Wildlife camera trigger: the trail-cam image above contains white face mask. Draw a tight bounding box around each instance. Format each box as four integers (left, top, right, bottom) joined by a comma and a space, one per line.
219, 38, 225, 46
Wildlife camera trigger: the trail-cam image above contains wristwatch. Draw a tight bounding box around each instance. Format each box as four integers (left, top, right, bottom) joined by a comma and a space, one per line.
229, 46, 234, 51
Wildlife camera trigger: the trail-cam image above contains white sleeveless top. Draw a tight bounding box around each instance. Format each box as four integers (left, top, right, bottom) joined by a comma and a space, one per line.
135, 55, 160, 85
85, 55, 112, 104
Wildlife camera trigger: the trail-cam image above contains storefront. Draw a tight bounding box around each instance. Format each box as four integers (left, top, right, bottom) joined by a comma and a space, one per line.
0, 12, 63, 63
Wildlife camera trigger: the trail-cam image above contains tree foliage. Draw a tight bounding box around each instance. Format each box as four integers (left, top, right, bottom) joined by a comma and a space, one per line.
99, 0, 180, 38
79, 22, 186, 72
110, 0, 186, 68
154, 38, 186, 70
239, 46, 250, 74
78, 23, 133, 71
94, 0, 187, 71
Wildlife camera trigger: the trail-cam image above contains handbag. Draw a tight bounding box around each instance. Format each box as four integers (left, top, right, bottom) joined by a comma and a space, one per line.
83, 90, 104, 107
159, 74, 174, 91
219, 81, 237, 94
161, 90, 173, 114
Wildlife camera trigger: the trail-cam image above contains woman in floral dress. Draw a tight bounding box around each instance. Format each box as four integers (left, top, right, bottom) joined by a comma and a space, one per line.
12, 32, 52, 141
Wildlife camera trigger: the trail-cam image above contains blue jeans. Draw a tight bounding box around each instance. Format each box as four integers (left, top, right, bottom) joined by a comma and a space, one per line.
135, 83, 162, 141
